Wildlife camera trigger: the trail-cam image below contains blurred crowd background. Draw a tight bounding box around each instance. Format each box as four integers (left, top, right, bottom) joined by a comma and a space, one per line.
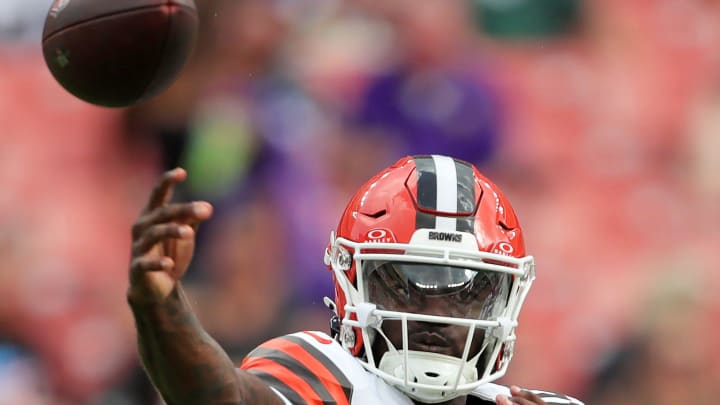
1, 0, 719, 404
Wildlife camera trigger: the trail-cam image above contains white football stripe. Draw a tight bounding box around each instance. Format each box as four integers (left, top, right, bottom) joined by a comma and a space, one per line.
432, 155, 458, 230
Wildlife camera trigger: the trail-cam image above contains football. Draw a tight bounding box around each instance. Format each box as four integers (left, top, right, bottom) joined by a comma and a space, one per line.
42, 0, 199, 108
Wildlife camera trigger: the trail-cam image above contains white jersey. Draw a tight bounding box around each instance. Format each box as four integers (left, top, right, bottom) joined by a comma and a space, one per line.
240, 331, 583, 405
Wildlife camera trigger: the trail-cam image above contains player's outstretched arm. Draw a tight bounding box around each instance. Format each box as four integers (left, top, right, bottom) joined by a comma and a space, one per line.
127, 168, 283, 405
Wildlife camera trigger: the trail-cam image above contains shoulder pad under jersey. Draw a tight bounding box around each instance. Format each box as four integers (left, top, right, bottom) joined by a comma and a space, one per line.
240, 331, 412, 405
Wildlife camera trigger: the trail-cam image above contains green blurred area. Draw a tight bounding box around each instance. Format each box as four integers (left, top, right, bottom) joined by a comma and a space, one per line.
471, 0, 583, 39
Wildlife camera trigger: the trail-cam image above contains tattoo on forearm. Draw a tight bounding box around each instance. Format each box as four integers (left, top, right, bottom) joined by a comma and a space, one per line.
132, 286, 243, 405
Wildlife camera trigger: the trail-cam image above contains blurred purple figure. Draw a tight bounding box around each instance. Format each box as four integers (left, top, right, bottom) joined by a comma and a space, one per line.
357, 68, 501, 164
354, 0, 503, 165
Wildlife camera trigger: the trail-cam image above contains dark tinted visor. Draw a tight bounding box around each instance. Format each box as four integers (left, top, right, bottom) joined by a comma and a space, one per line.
363, 261, 511, 319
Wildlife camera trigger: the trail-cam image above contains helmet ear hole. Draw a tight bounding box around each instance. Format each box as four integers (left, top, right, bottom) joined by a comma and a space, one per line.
329, 315, 340, 338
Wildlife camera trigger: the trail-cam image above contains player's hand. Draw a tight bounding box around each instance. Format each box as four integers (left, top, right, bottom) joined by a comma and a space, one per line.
127, 168, 213, 306
496, 386, 547, 405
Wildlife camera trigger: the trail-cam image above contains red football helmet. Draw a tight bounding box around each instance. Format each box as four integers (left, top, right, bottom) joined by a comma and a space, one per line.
323, 155, 535, 403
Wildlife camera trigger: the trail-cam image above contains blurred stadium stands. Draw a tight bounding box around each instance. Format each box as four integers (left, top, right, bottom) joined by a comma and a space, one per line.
0, 0, 718, 403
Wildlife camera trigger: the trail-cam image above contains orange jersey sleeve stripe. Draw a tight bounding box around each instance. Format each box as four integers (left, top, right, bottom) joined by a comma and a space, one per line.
243, 348, 336, 404
283, 335, 353, 401
242, 356, 324, 404
256, 338, 350, 405
241, 335, 353, 405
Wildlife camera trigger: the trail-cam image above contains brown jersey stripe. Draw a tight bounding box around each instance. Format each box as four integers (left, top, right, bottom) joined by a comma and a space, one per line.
244, 347, 336, 405
246, 369, 307, 405
242, 356, 322, 404
282, 335, 353, 402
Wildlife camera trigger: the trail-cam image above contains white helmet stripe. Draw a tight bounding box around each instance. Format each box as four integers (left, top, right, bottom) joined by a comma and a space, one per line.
432, 155, 458, 231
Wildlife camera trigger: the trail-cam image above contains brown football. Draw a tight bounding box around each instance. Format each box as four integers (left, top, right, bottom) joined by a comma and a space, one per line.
42, 0, 198, 107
